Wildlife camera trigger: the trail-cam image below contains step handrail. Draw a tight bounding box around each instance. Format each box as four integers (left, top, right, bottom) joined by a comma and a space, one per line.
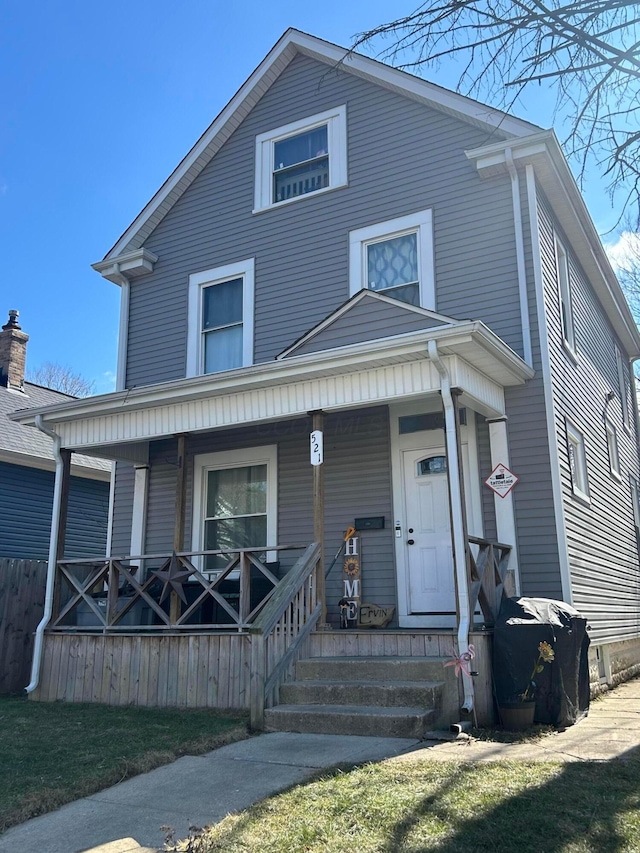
249, 542, 321, 729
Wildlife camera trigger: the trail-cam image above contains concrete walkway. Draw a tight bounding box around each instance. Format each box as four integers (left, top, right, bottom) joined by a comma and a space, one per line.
1, 678, 638, 853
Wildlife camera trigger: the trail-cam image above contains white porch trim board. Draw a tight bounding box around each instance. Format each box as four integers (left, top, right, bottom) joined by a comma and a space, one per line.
487, 417, 520, 594
129, 465, 150, 565
11, 321, 533, 450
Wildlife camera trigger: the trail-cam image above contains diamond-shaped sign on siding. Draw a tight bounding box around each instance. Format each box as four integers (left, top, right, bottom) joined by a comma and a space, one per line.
485, 463, 519, 499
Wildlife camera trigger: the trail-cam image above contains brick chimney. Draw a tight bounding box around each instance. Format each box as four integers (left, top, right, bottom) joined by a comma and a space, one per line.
0, 310, 29, 391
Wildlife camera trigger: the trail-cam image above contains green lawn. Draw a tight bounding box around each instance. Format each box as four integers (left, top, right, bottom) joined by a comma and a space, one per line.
0, 696, 248, 833
183, 753, 640, 852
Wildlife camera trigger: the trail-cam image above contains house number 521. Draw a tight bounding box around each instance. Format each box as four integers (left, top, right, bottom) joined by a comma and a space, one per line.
310, 430, 324, 466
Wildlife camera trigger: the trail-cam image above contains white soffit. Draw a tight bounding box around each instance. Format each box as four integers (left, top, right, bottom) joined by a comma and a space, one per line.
100, 29, 539, 264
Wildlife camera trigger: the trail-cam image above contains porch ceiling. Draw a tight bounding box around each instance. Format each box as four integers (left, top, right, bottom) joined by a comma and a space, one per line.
10, 321, 533, 452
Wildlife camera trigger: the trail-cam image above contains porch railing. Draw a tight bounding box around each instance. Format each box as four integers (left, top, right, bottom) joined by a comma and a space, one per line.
51, 544, 311, 633
249, 542, 321, 729
468, 536, 513, 625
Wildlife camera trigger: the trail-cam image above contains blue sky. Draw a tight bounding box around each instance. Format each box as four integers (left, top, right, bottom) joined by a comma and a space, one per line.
1, 1, 622, 393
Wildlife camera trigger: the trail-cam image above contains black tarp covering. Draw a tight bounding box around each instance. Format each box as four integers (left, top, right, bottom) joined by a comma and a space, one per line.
493, 597, 590, 727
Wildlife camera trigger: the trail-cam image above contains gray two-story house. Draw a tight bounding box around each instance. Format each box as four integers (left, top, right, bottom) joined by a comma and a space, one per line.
13, 30, 640, 733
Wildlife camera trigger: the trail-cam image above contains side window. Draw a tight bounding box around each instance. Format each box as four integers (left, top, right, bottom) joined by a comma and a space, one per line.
186, 259, 254, 377
615, 344, 630, 429
566, 420, 589, 502
254, 106, 347, 212
605, 420, 621, 479
349, 210, 434, 309
555, 238, 575, 354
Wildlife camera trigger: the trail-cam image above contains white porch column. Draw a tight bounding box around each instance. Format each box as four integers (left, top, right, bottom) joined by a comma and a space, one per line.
130, 464, 150, 573
487, 417, 520, 595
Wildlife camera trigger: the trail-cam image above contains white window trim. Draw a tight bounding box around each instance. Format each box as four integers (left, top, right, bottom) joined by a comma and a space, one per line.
191, 445, 278, 574
554, 237, 576, 359
348, 210, 435, 309
566, 419, 590, 503
605, 419, 621, 480
186, 258, 255, 377
253, 105, 347, 213
615, 344, 630, 430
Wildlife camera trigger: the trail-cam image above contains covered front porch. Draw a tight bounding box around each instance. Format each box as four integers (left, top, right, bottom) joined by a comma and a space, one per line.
14, 312, 533, 729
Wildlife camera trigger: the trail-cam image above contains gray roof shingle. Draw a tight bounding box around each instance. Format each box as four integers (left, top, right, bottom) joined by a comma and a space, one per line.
1, 382, 111, 473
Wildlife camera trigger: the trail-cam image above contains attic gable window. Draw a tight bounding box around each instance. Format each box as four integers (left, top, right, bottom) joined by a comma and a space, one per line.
555, 238, 576, 357
349, 210, 435, 308
254, 106, 347, 213
187, 259, 255, 377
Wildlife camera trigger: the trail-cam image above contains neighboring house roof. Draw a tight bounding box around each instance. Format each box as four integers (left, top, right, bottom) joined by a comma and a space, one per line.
95, 28, 540, 269
1, 382, 111, 480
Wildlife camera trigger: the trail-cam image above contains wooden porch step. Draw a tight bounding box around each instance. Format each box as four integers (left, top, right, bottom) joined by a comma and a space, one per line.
264, 704, 436, 739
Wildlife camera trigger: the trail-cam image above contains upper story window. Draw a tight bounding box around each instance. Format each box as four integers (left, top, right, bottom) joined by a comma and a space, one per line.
349, 210, 434, 308
254, 106, 347, 213
615, 344, 630, 429
566, 419, 589, 502
606, 420, 621, 479
555, 238, 576, 356
186, 259, 254, 377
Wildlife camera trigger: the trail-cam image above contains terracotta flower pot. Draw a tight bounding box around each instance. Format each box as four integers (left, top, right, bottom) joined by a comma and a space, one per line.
499, 701, 536, 731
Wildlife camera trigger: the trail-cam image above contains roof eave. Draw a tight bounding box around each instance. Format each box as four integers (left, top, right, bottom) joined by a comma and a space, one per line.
10, 321, 533, 427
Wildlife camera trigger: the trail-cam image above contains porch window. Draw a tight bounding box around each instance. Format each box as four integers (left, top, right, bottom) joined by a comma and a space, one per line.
254, 106, 347, 212
192, 446, 278, 578
186, 259, 255, 377
349, 210, 434, 308
204, 464, 268, 574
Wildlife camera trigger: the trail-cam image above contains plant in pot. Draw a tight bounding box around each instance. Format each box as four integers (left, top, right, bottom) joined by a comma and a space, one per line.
499, 641, 555, 731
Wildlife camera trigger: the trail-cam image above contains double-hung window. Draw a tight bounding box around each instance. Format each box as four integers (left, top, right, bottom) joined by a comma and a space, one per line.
254, 106, 347, 212
349, 210, 434, 308
555, 238, 576, 356
566, 420, 589, 501
187, 259, 254, 377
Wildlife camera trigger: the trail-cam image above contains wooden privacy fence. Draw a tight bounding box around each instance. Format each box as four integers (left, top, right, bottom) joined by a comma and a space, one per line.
0, 559, 47, 693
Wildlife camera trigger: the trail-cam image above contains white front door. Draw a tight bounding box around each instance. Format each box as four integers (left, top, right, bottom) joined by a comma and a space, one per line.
403, 449, 455, 619
391, 404, 483, 629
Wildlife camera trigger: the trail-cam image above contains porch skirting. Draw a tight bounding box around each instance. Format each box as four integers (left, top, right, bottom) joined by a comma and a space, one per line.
28, 630, 494, 725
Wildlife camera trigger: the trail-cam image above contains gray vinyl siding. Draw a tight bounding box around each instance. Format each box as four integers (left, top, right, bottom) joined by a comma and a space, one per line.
143, 406, 395, 626
289, 298, 449, 356
0, 462, 109, 560
538, 189, 640, 642
110, 461, 136, 556
125, 53, 522, 388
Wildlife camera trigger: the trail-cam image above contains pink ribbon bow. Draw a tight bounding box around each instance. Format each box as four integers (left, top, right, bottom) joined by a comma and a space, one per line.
443, 644, 476, 678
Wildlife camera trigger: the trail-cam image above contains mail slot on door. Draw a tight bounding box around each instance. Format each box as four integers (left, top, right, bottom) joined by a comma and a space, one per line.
354, 516, 385, 530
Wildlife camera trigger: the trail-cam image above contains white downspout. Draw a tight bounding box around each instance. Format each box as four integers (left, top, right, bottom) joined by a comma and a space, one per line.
26, 415, 65, 694
505, 148, 533, 369
428, 340, 474, 713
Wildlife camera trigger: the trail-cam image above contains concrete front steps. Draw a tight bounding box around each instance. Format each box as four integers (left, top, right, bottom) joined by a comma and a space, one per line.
264, 656, 459, 739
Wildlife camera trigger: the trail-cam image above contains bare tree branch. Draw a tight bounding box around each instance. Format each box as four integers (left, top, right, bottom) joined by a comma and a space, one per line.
353, 0, 640, 225
28, 362, 96, 397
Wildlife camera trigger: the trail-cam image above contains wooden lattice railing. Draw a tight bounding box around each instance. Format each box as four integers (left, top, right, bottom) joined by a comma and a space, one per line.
249, 542, 321, 729
52, 544, 310, 633
468, 536, 512, 625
